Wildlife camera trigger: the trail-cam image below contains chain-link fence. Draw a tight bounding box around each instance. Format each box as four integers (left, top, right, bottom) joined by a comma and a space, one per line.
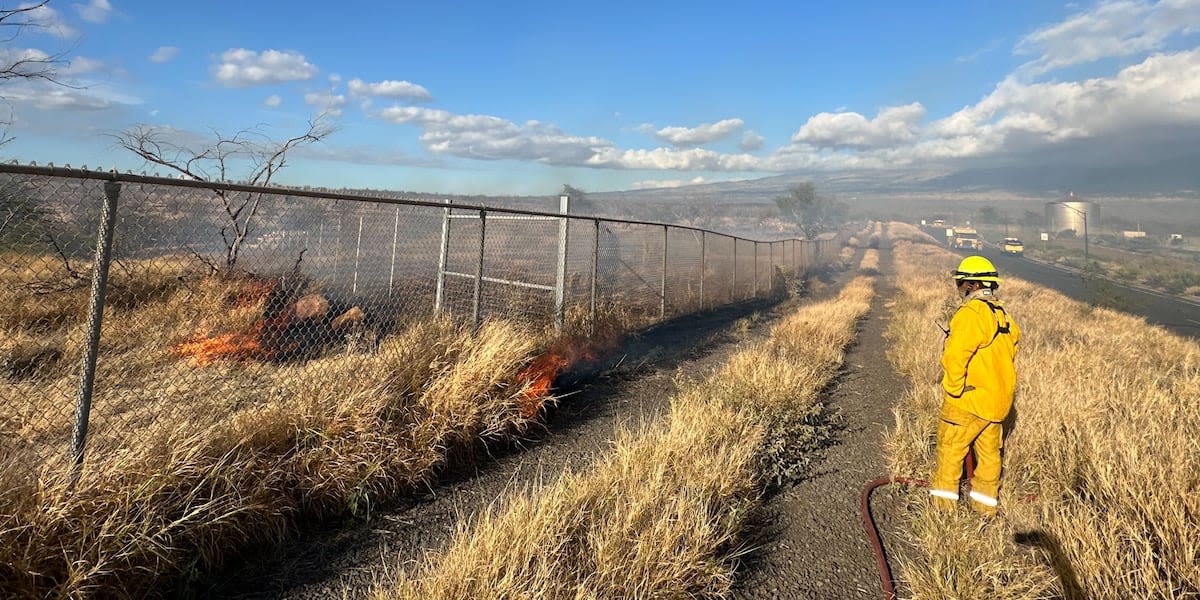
0, 163, 838, 482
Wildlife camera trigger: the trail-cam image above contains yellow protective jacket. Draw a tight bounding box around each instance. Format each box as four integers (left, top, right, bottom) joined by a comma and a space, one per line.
941, 292, 1021, 423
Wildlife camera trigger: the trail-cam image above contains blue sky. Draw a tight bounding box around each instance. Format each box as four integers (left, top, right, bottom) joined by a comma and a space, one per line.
3, 0, 1199, 195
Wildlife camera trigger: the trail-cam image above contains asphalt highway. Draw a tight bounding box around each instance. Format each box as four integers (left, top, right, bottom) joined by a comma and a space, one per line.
977, 245, 1200, 341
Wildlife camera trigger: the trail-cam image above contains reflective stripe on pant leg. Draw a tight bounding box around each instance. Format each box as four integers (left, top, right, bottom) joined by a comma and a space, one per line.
970, 420, 1003, 503
930, 489, 959, 501
969, 491, 998, 507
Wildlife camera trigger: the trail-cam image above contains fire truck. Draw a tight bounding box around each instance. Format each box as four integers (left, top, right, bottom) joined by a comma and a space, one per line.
952, 227, 983, 250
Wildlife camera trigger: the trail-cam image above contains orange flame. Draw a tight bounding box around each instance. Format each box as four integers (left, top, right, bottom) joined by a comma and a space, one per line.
173, 305, 299, 367
173, 325, 266, 366
515, 338, 599, 418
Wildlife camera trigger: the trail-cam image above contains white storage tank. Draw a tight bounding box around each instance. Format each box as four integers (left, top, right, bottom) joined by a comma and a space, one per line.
1045, 194, 1100, 234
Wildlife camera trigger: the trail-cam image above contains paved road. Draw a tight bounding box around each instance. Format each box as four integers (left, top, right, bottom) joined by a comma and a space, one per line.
970, 245, 1200, 340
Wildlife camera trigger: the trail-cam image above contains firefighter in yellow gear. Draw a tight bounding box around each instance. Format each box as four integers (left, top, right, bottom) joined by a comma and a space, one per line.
930, 256, 1021, 516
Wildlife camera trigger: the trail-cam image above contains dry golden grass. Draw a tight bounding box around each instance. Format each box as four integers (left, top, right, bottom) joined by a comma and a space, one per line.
838, 245, 856, 267
859, 248, 880, 274
375, 277, 876, 599
884, 240, 1200, 599
884, 221, 940, 246
0, 261, 563, 597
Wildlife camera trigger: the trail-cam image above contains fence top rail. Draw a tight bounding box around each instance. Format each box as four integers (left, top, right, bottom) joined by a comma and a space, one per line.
0, 161, 818, 246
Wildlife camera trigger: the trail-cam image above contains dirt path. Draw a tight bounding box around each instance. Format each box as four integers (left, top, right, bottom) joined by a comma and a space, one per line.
195, 264, 860, 599
731, 247, 909, 600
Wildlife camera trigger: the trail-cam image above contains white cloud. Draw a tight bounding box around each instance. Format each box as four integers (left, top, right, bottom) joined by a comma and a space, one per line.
1015, 0, 1200, 74
792, 103, 925, 150
937, 48, 1200, 148
785, 47, 1200, 168
20, 3, 77, 38
739, 130, 765, 152
587, 147, 762, 171
0, 47, 55, 78
347, 78, 433, 102
328, 73, 342, 85
73, 0, 112, 23
149, 46, 178, 63
956, 38, 1005, 63
304, 90, 346, 116
379, 106, 608, 163
376, 106, 769, 170
2, 78, 140, 111
61, 56, 104, 76
631, 176, 709, 189
212, 49, 318, 87
295, 144, 443, 167
653, 118, 744, 146
262, 94, 283, 108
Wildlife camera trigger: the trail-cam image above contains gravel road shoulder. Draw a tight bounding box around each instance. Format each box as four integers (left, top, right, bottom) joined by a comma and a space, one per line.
731, 247, 911, 600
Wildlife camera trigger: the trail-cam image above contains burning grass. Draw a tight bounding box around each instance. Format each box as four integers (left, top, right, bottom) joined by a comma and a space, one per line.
374, 276, 876, 599
883, 237, 1200, 599
0, 263, 574, 597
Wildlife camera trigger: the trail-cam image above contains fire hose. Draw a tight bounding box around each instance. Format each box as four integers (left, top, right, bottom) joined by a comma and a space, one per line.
859, 452, 975, 600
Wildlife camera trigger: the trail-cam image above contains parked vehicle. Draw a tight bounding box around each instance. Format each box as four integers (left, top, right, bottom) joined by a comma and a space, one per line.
953, 227, 983, 250
1002, 237, 1025, 254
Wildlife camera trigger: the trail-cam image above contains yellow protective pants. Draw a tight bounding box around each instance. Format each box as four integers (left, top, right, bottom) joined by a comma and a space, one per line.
930, 401, 1003, 515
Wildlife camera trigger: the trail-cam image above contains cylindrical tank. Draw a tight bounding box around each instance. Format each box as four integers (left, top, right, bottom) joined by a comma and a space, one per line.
1045, 200, 1100, 234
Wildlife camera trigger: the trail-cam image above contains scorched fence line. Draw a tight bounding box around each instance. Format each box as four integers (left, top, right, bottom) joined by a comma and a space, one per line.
0, 162, 838, 480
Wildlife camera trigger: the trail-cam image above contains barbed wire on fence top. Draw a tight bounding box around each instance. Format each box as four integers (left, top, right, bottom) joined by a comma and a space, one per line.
1, 161, 838, 480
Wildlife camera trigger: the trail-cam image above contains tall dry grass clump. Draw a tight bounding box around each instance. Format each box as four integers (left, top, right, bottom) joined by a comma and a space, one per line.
884, 241, 1200, 599
376, 277, 876, 599
0, 262, 559, 597
859, 248, 880, 274
838, 245, 856, 267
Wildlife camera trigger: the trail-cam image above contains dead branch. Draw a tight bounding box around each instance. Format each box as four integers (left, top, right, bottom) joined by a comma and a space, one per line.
110, 116, 336, 272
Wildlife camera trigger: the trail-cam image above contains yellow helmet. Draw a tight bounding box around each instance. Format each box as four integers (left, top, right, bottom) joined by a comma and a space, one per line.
953, 255, 1001, 283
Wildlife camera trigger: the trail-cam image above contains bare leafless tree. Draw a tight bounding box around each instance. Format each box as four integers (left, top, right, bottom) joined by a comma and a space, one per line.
112, 117, 336, 273
0, 1, 72, 145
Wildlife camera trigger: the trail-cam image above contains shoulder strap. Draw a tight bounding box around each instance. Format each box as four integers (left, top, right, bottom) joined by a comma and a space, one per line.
974, 298, 1011, 344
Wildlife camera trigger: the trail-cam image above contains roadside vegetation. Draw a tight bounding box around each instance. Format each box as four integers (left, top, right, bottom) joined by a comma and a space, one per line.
1, 243, 828, 597
883, 224, 1199, 599
969, 222, 1200, 298
0, 252, 572, 597
1023, 239, 1200, 297
375, 276, 876, 599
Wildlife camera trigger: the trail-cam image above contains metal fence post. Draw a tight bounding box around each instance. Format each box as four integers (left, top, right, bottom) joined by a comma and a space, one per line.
732, 238, 738, 301
554, 194, 570, 332
435, 199, 451, 315
660, 225, 668, 319
70, 180, 121, 483
472, 209, 486, 331
389, 206, 400, 297
352, 214, 363, 294
753, 241, 759, 298
699, 231, 706, 311
590, 219, 599, 337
